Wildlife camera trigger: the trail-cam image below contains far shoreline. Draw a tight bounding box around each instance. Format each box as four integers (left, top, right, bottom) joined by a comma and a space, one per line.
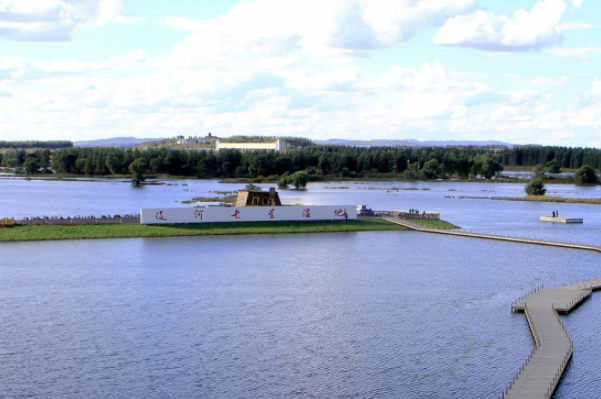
448, 195, 601, 206
0, 172, 590, 186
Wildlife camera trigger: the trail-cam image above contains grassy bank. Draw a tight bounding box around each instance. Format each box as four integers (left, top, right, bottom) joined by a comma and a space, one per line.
408, 219, 459, 229
0, 219, 407, 243
450, 195, 601, 205
494, 196, 601, 205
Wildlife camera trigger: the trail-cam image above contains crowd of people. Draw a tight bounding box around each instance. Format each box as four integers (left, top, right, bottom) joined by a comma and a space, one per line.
19, 214, 140, 225
393, 210, 440, 220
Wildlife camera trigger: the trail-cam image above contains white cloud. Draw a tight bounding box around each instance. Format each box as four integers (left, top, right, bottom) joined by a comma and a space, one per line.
504, 89, 540, 106
590, 80, 601, 97
548, 46, 601, 58
558, 22, 598, 30
571, 109, 600, 127
360, 0, 476, 45
505, 73, 570, 87
284, 67, 359, 91
361, 61, 450, 92
0, 1, 598, 146
0, 50, 149, 80
168, 0, 475, 67
582, 79, 601, 104
165, 16, 203, 31
433, 0, 567, 51
0, 0, 122, 41
0, 55, 496, 141
113, 14, 146, 25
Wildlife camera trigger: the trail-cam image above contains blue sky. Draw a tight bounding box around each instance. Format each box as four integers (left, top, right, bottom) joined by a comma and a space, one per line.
1, 0, 600, 146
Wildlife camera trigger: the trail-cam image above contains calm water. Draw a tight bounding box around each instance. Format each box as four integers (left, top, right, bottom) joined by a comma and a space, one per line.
1, 178, 601, 398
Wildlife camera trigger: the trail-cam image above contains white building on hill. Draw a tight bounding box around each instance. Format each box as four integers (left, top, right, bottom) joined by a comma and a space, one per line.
176, 135, 212, 145
215, 139, 286, 152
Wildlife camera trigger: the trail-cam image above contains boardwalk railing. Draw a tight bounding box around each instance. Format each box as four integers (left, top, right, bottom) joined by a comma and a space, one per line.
545, 305, 574, 399
511, 285, 543, 312
501, 303, 540, 398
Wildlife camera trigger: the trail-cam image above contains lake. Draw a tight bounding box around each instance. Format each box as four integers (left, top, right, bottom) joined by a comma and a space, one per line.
1, 177, 600, 398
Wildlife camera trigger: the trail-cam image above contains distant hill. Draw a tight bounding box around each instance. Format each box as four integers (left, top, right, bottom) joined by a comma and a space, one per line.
314, 139, 512, 147
74, 136, 511, 149
74, 137, 164, 148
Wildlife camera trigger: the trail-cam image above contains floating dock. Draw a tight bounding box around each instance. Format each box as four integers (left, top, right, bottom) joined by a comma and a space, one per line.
540, 216, 583, 224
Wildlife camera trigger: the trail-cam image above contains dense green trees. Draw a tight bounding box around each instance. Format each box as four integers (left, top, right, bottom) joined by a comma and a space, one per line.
278, 173, 290, 189
1, 149, 51, 173
471, 154, 503, 179
277, 171, 309, 189
2, 144, 600, 184
500, 146, 601, 170
289, 171, 309, 189
574, 166, 598, 185
419, 159, 444, 180
546, 159, 561, 173
525, 177, 546, 196
0, 140, 72, 149
129, 158, 147, 186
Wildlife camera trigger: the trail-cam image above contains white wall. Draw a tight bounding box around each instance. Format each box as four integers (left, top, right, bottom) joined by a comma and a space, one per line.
215, 140, 285, 152
140, 205, 357, 224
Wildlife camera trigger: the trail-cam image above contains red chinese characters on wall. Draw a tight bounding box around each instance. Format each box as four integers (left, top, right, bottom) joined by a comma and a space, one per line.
268, 209, 275, 219
334, 208, 347, 217
231, 209, 241, 219
155, 211, 167, 221
302, 208, 311, 218
194, 210, 204, 220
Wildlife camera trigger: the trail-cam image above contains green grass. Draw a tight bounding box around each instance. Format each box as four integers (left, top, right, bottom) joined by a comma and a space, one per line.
493, 196, 601, 205
0, 219, 407, 242
407, 219, 459, 229
452, 195, 601, 205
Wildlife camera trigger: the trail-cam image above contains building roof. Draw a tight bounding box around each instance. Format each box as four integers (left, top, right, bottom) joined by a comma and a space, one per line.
235, 188, 282, 207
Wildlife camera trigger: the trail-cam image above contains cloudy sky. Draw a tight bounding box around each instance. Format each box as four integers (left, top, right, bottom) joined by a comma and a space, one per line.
0, 0, 600, 146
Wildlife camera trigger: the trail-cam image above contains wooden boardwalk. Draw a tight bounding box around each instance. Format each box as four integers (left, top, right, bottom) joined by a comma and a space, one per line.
383, 217, 601, 398
383, 217, 601, 254
503, 285, 596, 399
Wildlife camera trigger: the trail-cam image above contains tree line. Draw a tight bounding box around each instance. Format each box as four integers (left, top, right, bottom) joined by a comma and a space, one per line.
499, 146, 601, 170
0, 149, 52, 174
3, 145, 502, 179
2, 144, 600, 181
0, 140, 73, 149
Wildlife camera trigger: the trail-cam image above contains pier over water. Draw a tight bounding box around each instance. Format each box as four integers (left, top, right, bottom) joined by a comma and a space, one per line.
383, 217, 601, 254
383, 217, 601, 398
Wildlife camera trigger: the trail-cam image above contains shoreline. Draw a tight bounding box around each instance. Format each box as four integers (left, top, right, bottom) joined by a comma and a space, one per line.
447, 195, 601, 205
0, 219, 419, 243
0, 173, 590, 186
